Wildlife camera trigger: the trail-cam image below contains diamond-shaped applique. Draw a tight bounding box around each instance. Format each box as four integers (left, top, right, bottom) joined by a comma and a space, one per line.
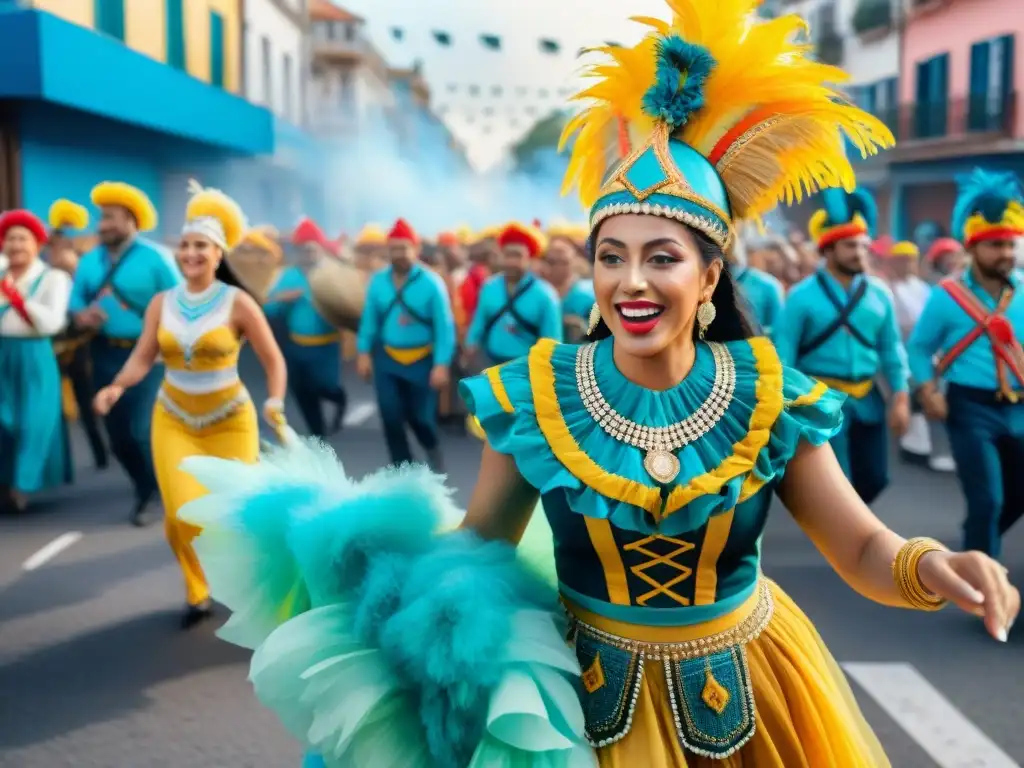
582, 652, 606, 693
701, 667, 731, 715
621, 147, 673, 200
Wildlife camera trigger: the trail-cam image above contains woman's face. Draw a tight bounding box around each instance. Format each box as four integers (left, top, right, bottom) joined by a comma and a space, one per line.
177, 233, 221, 282
4, 226, 40, 268
592, 214, 720, 358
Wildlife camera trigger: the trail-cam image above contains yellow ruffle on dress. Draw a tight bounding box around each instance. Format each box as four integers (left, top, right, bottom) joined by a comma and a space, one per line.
585, 582, 888, 767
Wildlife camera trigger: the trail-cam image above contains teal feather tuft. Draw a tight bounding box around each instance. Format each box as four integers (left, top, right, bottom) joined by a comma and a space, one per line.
820, 187, 878, 236
641, 35, 716, 131
951, 167, 1024, 238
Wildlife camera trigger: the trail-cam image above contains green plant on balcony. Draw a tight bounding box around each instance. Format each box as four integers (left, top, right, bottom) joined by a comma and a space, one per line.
852, 0, 893, 35
815, 30, 845, 66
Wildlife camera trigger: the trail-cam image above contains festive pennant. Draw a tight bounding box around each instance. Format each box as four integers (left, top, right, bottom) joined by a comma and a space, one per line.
432, 31, 452, 46
480, 34, 501, 50
516, 86, 528, 96
491, 85, 503, 96
538, 89, 549, 98
539, 39, 559, 54
447, 83, 457, 92
468, 84, 480, 96
390, 27, 403, 41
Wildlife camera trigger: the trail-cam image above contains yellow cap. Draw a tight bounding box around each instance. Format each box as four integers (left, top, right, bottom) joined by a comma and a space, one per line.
48, 199, 89, 231
90, 181, 158, 232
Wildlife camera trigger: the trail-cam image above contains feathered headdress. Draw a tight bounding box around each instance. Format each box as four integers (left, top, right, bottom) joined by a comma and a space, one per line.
951, 168, 1024, 247
48, 199, 89, 232
91, 181, 158, 232
807, 187, 878, 249
183, 179, 248, 250
559, 0, 894, 248
499, 222, 548, 258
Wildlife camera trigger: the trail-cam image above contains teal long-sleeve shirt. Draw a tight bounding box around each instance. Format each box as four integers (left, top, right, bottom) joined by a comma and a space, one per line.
734, 265, 785, 335
356, 263, 456, 366
466, 272, 563, 361
774, 268, 909, 392
562, 279, 596, 322
265, 266, 337, 338
907, 268, 1024, 390
69, 238, 181, 340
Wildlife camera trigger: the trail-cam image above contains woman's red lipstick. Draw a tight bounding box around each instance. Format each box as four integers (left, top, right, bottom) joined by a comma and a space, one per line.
615, 300, 665, 335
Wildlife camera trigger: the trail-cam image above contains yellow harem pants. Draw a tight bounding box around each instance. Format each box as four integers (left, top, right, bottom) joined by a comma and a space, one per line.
152, 382, 259, 606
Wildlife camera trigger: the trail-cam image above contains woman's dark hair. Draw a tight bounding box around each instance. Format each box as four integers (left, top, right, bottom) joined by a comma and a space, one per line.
585, 226, 756, 343
215, 254, 254, 297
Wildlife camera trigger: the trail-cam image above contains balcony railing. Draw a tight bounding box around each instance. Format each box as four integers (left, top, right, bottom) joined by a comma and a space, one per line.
876, 93, 1017, 144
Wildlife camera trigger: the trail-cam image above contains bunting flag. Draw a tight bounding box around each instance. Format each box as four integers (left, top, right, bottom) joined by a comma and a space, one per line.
480, 34, 501, 50
539, 39, 560, 54
432, 31, 452, 46
390, 27, 403, 41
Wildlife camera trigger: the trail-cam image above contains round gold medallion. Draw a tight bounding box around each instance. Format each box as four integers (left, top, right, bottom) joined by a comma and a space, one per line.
643, 448, 680, 484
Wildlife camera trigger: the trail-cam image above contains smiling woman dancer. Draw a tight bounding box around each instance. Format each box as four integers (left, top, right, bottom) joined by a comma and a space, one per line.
177, 2, 1019, 766
94, 182, 288, 629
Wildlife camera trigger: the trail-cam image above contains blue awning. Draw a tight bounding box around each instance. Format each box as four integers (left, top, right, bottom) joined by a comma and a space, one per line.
0, 9, 273, 155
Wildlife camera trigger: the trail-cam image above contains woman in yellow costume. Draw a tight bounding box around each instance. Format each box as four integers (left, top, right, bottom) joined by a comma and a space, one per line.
175, 2, 1018, 766
94, 181, 288, 629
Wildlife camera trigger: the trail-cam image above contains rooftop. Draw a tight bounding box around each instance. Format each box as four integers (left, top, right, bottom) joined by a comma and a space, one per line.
310, 0, 362, 23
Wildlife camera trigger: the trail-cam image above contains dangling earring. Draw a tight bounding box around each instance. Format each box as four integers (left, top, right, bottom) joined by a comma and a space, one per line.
696, 300, 717, 340
587, 303, 602, 335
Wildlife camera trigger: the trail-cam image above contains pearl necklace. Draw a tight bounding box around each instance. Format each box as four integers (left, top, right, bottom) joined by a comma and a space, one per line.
574, 341, 736, 484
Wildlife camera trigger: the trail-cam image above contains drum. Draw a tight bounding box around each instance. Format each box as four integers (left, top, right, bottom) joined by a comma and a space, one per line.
226, 245, 282, 304
307, 256, 368, 332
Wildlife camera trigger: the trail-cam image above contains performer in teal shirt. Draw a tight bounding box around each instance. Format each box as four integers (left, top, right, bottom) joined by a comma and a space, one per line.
69, 182, 180, 525
732, 242, 785, 334
544, 223, 595, 342
465, 222, 562, 364
356, 218, 455, 471
908, 169, 1024, 558
774, 187, 910, 503
265, 218, 346, 437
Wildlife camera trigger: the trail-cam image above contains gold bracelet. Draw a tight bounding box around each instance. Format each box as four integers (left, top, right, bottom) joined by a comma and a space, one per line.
893, 537, 948, 611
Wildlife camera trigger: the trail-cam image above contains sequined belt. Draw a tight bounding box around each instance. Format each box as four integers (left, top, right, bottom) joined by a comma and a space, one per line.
157, 387, 251, 430
567, 579, 774, 759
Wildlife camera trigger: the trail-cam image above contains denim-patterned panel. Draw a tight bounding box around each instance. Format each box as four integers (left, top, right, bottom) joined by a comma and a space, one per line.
665, 646, 756, 759
573, 630, 643, 746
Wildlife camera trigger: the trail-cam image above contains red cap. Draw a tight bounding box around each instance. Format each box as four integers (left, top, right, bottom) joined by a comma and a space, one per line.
498, 222, 546, 258
0, 210, 48, 245
292, 217, 328, 247
437, 231, 459, 247
925, 237, 961, 263
532, 218, 542, 229
870, 234, 894, 257
388, 218, 419, 245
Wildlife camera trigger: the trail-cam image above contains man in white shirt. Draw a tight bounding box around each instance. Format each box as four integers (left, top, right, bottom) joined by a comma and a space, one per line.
888, 240, 955, 473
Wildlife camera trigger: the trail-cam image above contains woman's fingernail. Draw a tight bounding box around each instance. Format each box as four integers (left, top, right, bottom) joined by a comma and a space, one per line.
996, 627, 1008, 643
969, 588, 985, 604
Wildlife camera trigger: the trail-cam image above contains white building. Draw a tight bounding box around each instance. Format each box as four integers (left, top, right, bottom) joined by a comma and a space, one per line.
781, 0, 902, 96
308, 0, 396, 135
243, 0, 308, 126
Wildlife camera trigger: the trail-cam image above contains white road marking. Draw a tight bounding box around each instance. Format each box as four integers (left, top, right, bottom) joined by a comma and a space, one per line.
343, 402, 377, 427
844, 662, 1021, 768
22, 532, 84, 572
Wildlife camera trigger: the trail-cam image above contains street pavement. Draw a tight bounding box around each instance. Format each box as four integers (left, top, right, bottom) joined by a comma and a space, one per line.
1, 353, 1022, 768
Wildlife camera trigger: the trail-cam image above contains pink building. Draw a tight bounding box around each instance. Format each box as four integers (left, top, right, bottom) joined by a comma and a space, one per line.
886, 0, 1024, 242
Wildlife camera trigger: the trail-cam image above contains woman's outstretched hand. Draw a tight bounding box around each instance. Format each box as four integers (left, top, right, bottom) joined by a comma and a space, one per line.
919, 550, 1019, 642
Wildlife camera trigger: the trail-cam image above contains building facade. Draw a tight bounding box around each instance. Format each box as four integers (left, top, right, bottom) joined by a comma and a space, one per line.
886, 0, 1022, 243
244, 0, 306, 124
308, 0, 395, 136
0, 0, 273, 236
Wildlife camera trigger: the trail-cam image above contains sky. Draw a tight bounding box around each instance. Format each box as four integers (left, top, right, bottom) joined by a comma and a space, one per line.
333, 0, 669, 169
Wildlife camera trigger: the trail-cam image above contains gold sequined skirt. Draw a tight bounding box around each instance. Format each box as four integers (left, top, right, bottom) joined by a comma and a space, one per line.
568, 580, 890, 767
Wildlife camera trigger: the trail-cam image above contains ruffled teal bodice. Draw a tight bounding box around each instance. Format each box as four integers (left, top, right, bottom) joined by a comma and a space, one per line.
460, 336, 843, 625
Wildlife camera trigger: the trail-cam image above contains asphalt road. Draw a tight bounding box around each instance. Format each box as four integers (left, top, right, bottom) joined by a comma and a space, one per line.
1, 352, 1022, 768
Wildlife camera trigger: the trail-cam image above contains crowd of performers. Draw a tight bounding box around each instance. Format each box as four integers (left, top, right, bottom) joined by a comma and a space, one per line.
0, 1, 1022, 762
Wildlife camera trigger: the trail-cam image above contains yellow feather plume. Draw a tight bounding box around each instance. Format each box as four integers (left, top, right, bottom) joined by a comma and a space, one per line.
184, 179, 247, 250
48, 199, 89, 231
561, 0, 894, 224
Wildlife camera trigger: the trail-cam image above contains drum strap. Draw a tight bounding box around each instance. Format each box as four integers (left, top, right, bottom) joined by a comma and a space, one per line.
483, 277, 540, 349
86, 243, 147, 319
384, 270, 432, 328
798, 273, 871, 357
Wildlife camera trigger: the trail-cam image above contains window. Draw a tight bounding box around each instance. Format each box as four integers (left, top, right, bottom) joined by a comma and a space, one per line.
165, 0, 185, 70
94, 0, 125, 42
969, 34, 1015, 131
209, 11, 226, 88
340, 70, 355, 108
282, 53, 293, 120
345, 23, 356, 42
915, 53, 949, 138
261, 36, 273, 106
